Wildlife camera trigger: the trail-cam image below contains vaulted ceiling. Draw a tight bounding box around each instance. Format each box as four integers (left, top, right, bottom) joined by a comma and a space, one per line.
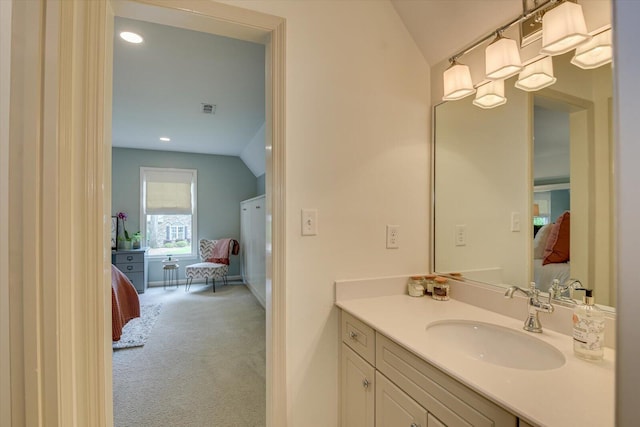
390, 0, 522, 66
112, 17, 265, 158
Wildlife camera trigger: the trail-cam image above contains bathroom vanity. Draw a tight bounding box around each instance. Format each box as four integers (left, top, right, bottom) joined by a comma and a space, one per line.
336, 277, 614, 427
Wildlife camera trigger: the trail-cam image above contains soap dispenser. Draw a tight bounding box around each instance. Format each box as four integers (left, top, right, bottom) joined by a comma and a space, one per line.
572, 289, 605, 361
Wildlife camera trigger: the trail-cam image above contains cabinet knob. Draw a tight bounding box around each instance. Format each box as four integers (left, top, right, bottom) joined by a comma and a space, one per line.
349, 331, 358, 340
410, 424, 420, 427
362, 379, 370, 389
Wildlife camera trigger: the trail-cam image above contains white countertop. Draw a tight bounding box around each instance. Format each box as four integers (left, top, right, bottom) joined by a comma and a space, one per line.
336, 293, 615, 427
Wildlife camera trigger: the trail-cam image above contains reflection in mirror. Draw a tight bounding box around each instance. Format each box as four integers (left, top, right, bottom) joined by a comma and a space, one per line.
434, 51, 614, 310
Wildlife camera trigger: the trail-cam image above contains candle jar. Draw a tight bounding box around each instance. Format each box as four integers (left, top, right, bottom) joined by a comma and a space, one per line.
423, 274, 437, 295
432, 276, 450, 301
407, 276, 425, 297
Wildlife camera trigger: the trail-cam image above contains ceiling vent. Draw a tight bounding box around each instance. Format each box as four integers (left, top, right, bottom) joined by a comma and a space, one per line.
201, 103, 217, 114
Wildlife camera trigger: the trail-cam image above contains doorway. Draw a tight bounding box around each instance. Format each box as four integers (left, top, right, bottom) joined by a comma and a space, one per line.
110, 13, 267, 424
108, 1, 287, 425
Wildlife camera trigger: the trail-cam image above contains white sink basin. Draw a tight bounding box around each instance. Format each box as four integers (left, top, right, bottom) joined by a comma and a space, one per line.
425, 320, 566, 371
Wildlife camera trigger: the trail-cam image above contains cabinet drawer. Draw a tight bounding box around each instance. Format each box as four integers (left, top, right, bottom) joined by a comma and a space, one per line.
116, 262, 143, 274
341, 311, 376, 365
114, 253, 144, 264
376, 334, 516, 427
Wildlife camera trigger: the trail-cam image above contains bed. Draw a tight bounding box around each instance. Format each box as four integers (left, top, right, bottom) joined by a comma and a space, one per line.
532, 212, 571, 290
112, 264, 140, 341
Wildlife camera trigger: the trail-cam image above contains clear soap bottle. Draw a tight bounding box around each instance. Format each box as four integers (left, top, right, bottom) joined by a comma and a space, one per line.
572, 289, 605, 361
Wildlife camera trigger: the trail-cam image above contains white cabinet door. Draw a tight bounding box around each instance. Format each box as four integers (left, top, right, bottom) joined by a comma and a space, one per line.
428, 413, 447, 427
376, 372, 428, 427
240, 195, 266, 307
240, 203, 251, 283
341, 344, 375, 427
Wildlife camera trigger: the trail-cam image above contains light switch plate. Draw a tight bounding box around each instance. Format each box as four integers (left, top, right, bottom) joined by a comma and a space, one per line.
511, 212, 521, 232
301, 209, 318, 236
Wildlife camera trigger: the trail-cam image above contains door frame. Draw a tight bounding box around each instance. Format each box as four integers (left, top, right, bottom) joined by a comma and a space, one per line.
6, 0, 286, 425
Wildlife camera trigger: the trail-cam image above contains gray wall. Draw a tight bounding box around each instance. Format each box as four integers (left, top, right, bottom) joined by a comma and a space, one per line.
112, 147, 258, 282
550, 189, 570, 223
256, 173, 266, 195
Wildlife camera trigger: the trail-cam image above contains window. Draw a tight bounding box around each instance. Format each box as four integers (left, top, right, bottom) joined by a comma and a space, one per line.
140, 167, 197, 257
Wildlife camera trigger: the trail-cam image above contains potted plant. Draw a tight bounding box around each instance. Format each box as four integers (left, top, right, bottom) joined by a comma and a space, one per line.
131, 231, 142, 249
116, 212, 132, 250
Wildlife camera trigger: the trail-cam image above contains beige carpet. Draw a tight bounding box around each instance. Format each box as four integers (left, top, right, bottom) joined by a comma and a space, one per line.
112, 282, 266, 427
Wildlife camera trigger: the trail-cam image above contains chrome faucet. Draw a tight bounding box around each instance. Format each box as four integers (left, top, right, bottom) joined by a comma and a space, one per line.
548, 278, 582, 301
505, 282, 554, 333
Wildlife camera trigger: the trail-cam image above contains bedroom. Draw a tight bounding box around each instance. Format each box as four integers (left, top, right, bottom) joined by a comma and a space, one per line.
110, 16, 267, 425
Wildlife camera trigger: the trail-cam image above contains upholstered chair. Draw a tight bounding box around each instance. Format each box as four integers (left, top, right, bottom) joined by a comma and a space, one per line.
184, 239, 229, 292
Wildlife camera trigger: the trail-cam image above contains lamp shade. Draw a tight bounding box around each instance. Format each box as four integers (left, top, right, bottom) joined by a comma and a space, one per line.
486, 36, 523, 80
472, 80, 507, 109
443, 62, 475, 101
540, 2, 591, 56
571, 29, 612, 69
515, 57, 557, 92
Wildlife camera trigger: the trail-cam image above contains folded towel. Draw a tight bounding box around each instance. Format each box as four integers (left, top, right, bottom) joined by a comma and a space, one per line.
207, 238, 239, 265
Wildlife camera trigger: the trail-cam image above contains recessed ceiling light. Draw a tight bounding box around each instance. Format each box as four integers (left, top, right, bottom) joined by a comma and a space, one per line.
159, 137, 171, 142
120, 32, 143, 44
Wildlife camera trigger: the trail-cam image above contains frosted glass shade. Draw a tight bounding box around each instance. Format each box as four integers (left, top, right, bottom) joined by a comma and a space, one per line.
540, 2, 591, 56
485, 37, 522, 80
571, 30, 613, 69
515, 57, 557, 92
473, 80, 507, 109
443, 63, 475, 101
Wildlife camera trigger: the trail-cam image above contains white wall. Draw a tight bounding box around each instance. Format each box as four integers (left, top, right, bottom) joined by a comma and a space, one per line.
613, 0, 640, 424
220, 1, 430, 425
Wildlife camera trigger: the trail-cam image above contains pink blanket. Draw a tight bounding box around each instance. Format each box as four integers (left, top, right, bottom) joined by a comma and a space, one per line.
208, 238, 240, 265
111, 265, 140, 341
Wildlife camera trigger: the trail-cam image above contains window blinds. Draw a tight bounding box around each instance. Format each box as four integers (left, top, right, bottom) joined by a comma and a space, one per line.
143, 169, 195, 215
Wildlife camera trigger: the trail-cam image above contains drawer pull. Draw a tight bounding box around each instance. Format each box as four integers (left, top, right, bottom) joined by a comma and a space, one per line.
362, 378, 370, 389
126, 256, 133, 261
410, 424, 420, 427
127, 265, 133, 271
349, 331, 358, 341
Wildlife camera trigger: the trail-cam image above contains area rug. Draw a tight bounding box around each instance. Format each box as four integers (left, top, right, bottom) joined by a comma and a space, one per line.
113, 303, 162, 350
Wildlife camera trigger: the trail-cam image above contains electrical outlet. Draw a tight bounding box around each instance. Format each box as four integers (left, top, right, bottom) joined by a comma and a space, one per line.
455, 225, 466, 246
386, 225, 399, 249
301, 209, 318, 236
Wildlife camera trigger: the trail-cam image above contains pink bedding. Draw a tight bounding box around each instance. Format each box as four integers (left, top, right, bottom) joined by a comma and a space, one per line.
111, 265, 140, 341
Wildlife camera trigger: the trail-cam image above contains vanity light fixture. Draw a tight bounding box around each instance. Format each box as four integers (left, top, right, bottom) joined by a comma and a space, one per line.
120, 31, 144, 44
442, 60, 476, 101
485, 33, 523, 80
472, 80, 507, 109
571, 29, 613, 69
159, 137, 171, 142
515, 56, 557, 91
540, 1, 591, 56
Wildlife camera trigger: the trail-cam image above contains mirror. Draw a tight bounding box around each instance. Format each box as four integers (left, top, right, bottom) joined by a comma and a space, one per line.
433, 50, 614, 309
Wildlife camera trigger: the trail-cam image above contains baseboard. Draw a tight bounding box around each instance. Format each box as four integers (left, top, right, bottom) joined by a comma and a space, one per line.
245, 281, 266, 308
148, 274, 242, 288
